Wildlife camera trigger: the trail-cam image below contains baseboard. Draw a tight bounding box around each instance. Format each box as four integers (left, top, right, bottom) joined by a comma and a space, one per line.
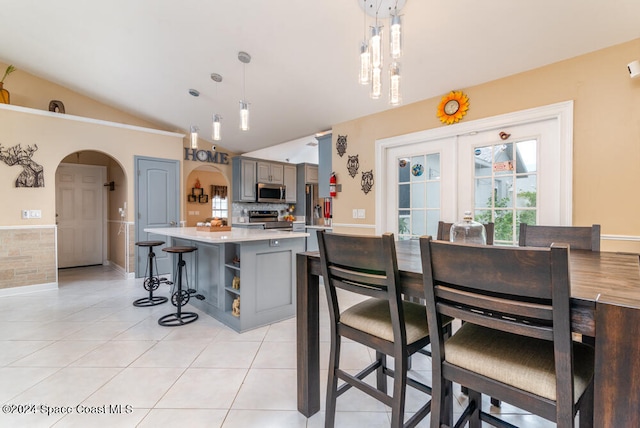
0, 282, 58, 297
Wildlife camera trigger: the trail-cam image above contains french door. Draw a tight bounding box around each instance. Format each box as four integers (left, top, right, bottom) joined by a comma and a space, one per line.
377, 102, 572, 245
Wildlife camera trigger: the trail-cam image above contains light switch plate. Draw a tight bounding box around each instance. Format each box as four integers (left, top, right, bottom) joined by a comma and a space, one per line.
357, 209, 365, 219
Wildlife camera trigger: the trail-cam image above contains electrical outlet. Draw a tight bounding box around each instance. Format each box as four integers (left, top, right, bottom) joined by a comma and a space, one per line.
352, 209, 358, 219
29, 210, 42, 219
357, 209, 365, 219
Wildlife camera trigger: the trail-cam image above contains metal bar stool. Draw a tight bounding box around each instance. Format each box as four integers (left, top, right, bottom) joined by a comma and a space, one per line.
158, 245, 199, 326
134, 241, 169, 307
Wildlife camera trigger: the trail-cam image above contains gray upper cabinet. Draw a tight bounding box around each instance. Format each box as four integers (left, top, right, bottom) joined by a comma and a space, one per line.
318, 133, 332, 198
257, 161, 284, 184
284, 164, 297, 203
305, 164, 318, 184
232, 157, 257, 202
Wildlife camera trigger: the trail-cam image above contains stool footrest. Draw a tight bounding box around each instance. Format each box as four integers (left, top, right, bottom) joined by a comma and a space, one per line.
133, 296, 169, 307
158, 312, 199, 327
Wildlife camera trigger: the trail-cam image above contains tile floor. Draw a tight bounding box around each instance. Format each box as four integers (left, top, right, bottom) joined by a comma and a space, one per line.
0, 265, 557, 427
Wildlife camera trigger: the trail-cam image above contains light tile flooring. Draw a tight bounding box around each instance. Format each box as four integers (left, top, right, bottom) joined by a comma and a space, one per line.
0, 265, 556, 428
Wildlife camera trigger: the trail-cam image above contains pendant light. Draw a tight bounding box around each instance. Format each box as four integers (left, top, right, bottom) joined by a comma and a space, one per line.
389, 62, 401, 105
238, 51, 251, 131
389, 13, 402, 59
210, 73, 223, 142
359, 1, 370, 85
212, 114, 222, 141
190, 125, 199, 149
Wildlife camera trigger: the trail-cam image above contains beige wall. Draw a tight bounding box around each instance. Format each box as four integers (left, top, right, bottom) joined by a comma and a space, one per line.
0, 63, 237, 289
331, 38, 640, 252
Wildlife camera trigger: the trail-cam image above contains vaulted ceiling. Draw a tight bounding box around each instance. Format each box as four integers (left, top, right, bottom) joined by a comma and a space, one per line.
2, 0, 639, 154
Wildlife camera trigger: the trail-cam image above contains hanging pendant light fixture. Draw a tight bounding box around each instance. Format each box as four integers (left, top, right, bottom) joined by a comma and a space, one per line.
210, 73, 223, 142
238, 51, 251, 131
190, 125, 199, 149
358, 0, 407, 105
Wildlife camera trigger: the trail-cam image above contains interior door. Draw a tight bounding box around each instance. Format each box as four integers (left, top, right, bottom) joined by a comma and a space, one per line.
55, 163, 106, 268
135, 156, 180, 277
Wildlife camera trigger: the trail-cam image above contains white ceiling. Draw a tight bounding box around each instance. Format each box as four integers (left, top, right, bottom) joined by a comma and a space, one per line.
1, 0, 639, 156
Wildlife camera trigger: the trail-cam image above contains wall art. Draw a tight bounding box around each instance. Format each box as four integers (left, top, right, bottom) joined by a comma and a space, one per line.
346, 154, 359, 178
361, 170, 374, 195
336, 135, 347, 157
0, 143, 44, 187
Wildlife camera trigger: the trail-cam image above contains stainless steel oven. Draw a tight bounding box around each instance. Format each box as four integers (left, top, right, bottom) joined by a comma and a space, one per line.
256, 183, 286, 203
248, 210, 293, 230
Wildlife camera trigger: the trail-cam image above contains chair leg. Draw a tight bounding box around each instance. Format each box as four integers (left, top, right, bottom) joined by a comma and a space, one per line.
579, 381, 594, 428
376, 351, 387, 393
468, 389, 482, 428
432, 377, 453, 427
390, 350, 407, 428
325, 335, 340, 428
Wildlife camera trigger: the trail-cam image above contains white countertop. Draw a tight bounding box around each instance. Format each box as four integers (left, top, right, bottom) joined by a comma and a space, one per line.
145, 227, 308, 243
305, 225, 332, 229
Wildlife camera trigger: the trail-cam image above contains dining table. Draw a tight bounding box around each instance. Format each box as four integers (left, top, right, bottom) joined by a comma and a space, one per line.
295, 240, 640, 427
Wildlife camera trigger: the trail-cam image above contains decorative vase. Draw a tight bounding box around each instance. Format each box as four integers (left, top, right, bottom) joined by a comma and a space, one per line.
0, 82, 9, 104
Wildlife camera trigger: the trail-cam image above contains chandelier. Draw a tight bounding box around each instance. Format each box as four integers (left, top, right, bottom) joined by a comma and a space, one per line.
358, 0, 406, 106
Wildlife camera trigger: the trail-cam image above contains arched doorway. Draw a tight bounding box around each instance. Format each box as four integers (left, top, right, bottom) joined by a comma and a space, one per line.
185, 165, 230, 226
55, 150, 128, 271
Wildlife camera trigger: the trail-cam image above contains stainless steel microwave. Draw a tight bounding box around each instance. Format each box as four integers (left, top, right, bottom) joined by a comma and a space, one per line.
256, 182, 286, 202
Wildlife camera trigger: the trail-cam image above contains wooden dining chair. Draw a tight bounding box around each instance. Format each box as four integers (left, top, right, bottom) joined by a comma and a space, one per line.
419, 237, 595, 428
519, 223, 601, 251
317, 230, 441, 428
437, 220, 495, 245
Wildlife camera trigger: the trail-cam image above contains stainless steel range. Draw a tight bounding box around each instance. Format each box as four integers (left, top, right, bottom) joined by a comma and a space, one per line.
248, 210, 292, 230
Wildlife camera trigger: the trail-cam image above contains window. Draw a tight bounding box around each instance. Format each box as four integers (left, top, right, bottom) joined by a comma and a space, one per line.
474, 139, 537, 244
211, 195, 228, 219
397, 154, 441, 240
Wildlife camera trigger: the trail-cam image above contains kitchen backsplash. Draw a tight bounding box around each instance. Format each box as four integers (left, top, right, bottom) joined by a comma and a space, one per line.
232, 202, 295, 221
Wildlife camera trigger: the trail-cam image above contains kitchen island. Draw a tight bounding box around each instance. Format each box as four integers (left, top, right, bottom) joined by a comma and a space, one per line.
145, 227, 308, 332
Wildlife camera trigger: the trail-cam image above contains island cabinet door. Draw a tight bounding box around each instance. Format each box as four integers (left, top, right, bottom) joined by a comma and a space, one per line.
238, 238, 305, 330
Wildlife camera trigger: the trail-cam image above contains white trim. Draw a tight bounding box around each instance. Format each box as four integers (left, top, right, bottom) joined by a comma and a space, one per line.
331, 223, 376, 229
0, 103, 185, 138
0, 224, 56, 230
375, 101, 574, 234
0, 282, 58, 297
602, 234, 640, 242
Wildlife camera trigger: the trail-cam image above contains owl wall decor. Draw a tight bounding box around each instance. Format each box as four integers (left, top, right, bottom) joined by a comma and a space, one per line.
336, 135, 347, 157
346, 154, 359, 178
361, 170, 374, 195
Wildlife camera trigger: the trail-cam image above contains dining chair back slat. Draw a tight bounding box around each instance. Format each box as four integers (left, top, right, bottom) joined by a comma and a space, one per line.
519, 224, 600, 251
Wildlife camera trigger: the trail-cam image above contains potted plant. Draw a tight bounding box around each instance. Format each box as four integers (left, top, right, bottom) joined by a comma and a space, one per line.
0, 64, 16, 104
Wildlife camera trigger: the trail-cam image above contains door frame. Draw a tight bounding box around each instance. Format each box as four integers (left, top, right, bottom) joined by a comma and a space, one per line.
375, 101, 574, 235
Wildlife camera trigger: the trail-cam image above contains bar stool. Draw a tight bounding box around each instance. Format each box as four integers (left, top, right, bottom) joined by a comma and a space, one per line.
134, 241, 169, 307
158, 245, 199, 326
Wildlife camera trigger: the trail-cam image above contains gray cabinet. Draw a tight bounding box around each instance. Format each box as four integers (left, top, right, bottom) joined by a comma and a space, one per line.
318, 133, 332, 198
232, 157, 257, 202
257, 161, 284, 184
305, 164, 318, 184
284, 164, 297, 203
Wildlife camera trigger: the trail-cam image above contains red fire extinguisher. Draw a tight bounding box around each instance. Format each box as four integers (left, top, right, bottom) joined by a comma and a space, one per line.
329, 172, 337, 198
